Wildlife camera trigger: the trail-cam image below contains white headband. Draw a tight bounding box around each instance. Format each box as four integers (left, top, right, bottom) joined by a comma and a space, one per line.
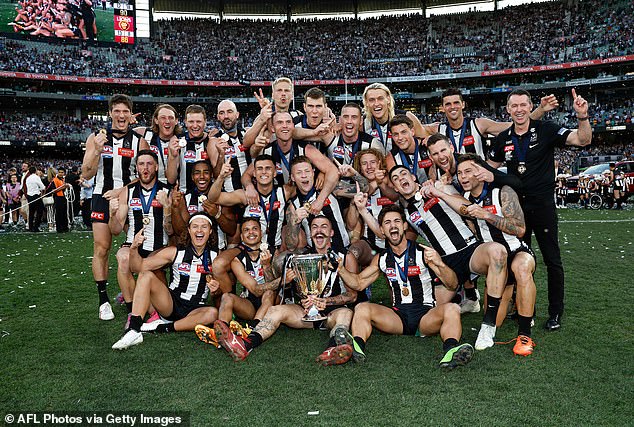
189, 215, 213, 226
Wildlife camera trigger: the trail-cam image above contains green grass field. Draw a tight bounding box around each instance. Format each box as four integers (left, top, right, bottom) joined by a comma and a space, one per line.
0, 1, 114, 42
1, 209, 633, 426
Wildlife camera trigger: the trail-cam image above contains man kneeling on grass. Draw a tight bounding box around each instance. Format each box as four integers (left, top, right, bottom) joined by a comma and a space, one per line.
337, 204, 474, 369
112, 213, 221, 350
214, 215, 360, 366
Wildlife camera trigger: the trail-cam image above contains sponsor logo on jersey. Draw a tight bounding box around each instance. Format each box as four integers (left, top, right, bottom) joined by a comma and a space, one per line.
200, 150, 208, 160
184, 150, 196, 163
91, 211, 105, 220
370, 129, 379, 138
101, 145, 113, 158
119, 147, 135, 158
196, 264, 211, 274
239, 144, 248, 152
419, 158, 433, 169
483, 205, 498, 215
409, 210, 423, 225
178, 262, 191, 276
129, 198, 142, 210
151, 199, 162, 208
265, 201, 281, 211
423, 197, 439, 212
463, 135, 475, 146
407, 266, 421, 276
504, 144, 515, 152
377, 197, 394, 206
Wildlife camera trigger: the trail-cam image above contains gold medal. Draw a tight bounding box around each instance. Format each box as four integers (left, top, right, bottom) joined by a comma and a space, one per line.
99, 128, 107, 135
518, 164, 527, 174
402, 287, 410, 297
198, 195, 207, 203
303, 202, 312, 211
142, 216, 150, 225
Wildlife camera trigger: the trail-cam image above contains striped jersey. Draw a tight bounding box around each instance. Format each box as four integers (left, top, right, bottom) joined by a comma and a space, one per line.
290, 189, 349, 251
439, 117, 486, 160
390, 139, 432, 184
262, 140, 308, 186
177, 134, 209, 193
327, 132, 382, 166
93, 128, 142, 195
169, 245, 218, 306
143, 129, 170, 185
213, 128, 251, 192
242, 186, 286, 251
184, 190, 226, 252
125, 181, 170, 252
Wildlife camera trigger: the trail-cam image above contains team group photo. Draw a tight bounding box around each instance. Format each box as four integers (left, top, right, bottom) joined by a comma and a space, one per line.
1, 0, 632, 425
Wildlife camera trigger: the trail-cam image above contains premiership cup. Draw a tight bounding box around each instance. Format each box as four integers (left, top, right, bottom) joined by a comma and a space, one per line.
289, 254, 328, 322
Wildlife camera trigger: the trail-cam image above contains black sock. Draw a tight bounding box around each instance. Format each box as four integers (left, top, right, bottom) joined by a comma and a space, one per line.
246, 331, 263, 351
125, 301, 133, 314
96, 280, 109, 305
443, 338, 459, 352
518, 315, 532, 337
327, 336, 336, 348
129, 315, 143, 332
483, 294, 501, 326
353, 336, 366, 352
250, 319, 260, 328
465, 287, 477, 301
156, 322, 176, 333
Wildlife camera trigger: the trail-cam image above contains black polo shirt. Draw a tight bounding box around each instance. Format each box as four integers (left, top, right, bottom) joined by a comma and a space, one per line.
490, 119, 571, 207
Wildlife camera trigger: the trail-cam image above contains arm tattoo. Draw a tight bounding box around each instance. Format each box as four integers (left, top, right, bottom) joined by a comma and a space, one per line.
262, 263, 277, 283
333, 173, 368, 198
285, 209, 302, 250
325, 292, 354, 306
255, 278, 281, 293
487, 186, 526, 237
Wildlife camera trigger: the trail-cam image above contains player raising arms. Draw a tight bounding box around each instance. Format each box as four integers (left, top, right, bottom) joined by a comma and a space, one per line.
337, 205, 474, 369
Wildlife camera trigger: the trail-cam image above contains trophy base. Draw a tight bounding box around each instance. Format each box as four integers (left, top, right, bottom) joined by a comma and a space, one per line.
302, 314, 328, 322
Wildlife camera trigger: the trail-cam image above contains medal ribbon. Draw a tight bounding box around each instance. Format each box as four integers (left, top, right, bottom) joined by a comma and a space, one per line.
471, 182, 490, 205
139, 181, 159, 217
372, 117, 386, 147
389, 241, 411, 286
299, 187, 316, 205
154, 135, 167, 171
259, 187, 277, 226
202, 249, 210, 273
275, 142, 294, 175
447, 120, 467, 153
511, 133, 531, 166
398, 141, 419, 177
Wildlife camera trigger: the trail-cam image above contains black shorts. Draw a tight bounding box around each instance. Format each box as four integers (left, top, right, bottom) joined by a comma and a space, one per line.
506, 246, 536, 285
90, 194, 109, 223
164, 291, 206, 322
392, 304, 433, 336
120, 242, 152, 259
246, 292, 263, 311
442, 243, 480, 285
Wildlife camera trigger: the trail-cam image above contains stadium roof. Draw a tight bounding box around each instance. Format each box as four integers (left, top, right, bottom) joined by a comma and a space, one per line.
152, 0, 507, 16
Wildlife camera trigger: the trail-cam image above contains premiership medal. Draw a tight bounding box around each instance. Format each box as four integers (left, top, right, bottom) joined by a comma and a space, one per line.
303, 202, 312, 211
142, 215, 150, 225
414, 192, 423, 202
99, 128, 107, 135
260, 242, 269, 252
518, 163, 527, 175
402, 287, 410, 297
198, 195, 207, 203
178, 137, 187, 148
221, 134, 230, 142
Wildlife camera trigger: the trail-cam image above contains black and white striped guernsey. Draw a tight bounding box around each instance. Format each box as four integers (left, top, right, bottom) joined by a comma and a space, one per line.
213, 128, 251, 192
262, 140, 308, 186
402, 194, 476, 256
242, 186, 286, 251
177, 134, 209, 193
93, 128, 142, 195
125, 181, 170, 252
327, 132, 381, 166
363, 109, 407, 154
390, 139, 432, 184
143, 129, 170, 185
169, 245, 218, 306
439, 117, 486, 160
378, 241, 437, 308
362, 188, 395, 250
464, 185, 526, 253
290, 188, 349, 251
184, 191, 226, 251
236, 248, 265, 303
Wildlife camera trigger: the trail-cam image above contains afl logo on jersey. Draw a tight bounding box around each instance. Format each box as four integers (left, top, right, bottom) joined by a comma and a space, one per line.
101, 145, 113, 158
178, 263, 191, 276
150, 145, 160, 155
129, 198, 142, 210
276, 163, 283, 175
246, 205, 262, 217
385, 268, 396, 278
409, 211, 423, 225
370, 129, 379, 138
225, 146, 236, 158
184, 150, 196, 163
332, 146, 345, 159
187, 205, 198, 214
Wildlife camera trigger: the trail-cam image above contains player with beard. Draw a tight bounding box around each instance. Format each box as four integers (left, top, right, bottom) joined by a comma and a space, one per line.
243, 112, 341, 214
336, 205, 474, 369
112, 213, 221, 350
195, 218, 278, 347
286, 156, 368, 252
366, 166, 508, 350
82, 94, 149, 321
109, 150, 172, 316
134, 104, 181, 185
346, 149, 399, 270
385, 115, 433, 184
207, 155, 289, 292
362, 83, 425, 154
456, 154, 537, 356
422, 88, 557, 160
171, 160, 236, 255
214, 215, 359, 366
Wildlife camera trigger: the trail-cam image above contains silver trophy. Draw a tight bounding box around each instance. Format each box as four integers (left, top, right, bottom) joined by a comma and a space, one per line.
288, 254, 328, 322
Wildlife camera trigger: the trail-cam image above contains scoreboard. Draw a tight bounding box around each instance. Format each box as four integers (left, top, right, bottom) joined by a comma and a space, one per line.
114, 2, 136, 44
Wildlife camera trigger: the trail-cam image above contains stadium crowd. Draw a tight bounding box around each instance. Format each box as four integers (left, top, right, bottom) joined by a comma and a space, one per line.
0, 0, 632, 80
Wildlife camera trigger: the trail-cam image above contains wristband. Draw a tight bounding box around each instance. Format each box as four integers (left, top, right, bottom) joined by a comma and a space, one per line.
214, 209, 222, 219
577, 116, 589, 121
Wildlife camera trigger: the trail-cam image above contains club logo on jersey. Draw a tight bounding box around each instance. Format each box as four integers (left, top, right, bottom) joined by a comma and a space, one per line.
423, 197, 439, 212
129, 198, 142, 210
178, 262, 191, 276
184, 150, 196, 163
483, 205, 498, 215
385, 268, 396, 279
196, 264, 211, 274
101, 145, 113, 158
265, 201, 281, 211
119, 147, 135, 158
407, 266, 421, 276
419, 158, 433, 169
91, 211, 105, 220
377, 197, 394, 206
463, 136, 475, 146
409, 211, 423, 225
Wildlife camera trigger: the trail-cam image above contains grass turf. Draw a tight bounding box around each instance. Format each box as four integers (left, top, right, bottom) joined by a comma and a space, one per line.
0, 208, 632, 426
